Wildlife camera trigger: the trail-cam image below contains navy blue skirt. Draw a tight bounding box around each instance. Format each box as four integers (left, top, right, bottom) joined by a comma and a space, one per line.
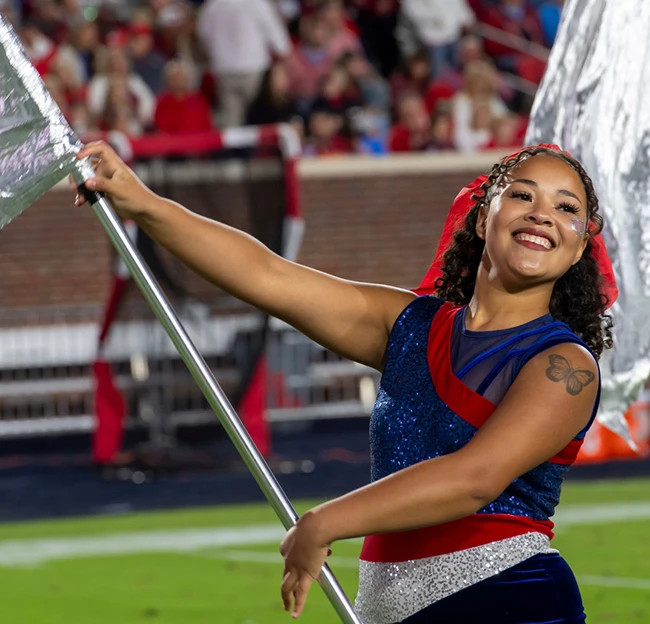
400, 553, 586, 624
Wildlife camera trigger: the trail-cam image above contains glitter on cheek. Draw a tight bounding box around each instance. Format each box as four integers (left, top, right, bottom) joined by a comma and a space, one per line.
570, 218, 585, 235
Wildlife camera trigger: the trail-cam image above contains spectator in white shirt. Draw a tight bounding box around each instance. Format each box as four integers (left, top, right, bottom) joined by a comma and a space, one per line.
451, 59, 507, 152
87, 46, 156, 133
197, 0, 291, 128
397, 0, 475, 79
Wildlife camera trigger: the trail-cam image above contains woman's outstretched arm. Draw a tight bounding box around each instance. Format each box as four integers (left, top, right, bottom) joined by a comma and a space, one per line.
73, 142, 416, 370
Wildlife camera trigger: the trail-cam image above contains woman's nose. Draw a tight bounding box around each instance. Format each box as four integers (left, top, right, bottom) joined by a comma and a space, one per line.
525, 201, 553, 225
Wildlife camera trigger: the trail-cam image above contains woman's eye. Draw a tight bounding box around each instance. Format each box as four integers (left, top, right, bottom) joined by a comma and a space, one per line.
511, 190, 532, 201
558, 202, 580, 214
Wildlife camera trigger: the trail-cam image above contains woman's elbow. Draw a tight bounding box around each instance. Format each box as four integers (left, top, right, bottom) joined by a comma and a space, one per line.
460, 470, 504, 511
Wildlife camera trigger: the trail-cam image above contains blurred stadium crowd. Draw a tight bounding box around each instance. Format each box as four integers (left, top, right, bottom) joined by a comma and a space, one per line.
2, 0, 562, 155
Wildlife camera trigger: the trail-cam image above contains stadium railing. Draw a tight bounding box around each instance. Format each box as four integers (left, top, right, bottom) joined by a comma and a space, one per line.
0, 126, 380, 443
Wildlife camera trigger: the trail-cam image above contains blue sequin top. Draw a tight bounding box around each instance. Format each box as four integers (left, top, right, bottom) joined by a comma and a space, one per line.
369, 296, 600, 522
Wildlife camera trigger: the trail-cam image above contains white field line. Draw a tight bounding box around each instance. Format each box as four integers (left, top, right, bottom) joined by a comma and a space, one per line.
555, 501, 650, 525
0, 525, 287, 567
1, 500, 649, 568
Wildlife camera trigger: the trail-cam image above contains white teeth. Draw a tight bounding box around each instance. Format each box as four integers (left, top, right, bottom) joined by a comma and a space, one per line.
514, 233, 552, 249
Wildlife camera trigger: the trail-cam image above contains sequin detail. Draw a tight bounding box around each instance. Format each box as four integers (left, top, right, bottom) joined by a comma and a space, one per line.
370, 297, 476, 482
477, 461, 569, 519
355, 533, 557, 624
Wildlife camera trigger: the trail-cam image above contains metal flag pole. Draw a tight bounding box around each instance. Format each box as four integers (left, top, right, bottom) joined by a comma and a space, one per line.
74, 162, 363, 624
0, 11, 361, 620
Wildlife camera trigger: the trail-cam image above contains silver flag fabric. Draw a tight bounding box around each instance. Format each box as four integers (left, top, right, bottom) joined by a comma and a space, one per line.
526, 0, 650, 442
0, 16, 82, 228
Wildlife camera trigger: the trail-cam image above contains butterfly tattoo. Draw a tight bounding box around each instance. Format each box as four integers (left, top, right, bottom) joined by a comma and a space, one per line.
546, 354, 595, 396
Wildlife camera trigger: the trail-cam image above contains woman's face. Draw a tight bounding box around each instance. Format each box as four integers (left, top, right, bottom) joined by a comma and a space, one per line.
477, 155, 590, 289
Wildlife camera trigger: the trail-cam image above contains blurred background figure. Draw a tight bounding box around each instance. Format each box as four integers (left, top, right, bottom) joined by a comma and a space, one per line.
197, 0, 291, 127
389, 90, 432, 152
349, 0, 400, 78
397, 0, 476, 80
351, 104, 390, 154
302, 102, 352, 156
154, 58, 213, 133
245, 61, 300, 126
284, 13, 334, 117
315, 0, 363, 61
451, 58, 507, 151
480, 0, 547, 84
87, 45, 156, 135
339, 50, 390, 113
128, 20, 166, 95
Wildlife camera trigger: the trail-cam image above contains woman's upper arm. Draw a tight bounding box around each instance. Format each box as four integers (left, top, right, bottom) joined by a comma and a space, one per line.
266, 255, 417, 370
455, 342, 599, 499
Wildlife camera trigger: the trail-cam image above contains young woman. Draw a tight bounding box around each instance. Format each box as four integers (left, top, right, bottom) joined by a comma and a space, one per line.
72, 142, 616, 624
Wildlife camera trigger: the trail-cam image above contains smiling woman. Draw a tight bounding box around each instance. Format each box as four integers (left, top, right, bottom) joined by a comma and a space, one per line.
435, 145, 613, 358
71, 141, 618, 624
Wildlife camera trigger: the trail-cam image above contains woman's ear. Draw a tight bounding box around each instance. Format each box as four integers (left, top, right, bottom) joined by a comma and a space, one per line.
475, 203, 488, 240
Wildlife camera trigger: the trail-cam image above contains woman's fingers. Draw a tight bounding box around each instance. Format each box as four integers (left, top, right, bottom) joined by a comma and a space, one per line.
281, 570, 299, 612
68, 174, 87, 207
290, 576, 314, 619
281, 569, 316, 619
76, 141, 123, 178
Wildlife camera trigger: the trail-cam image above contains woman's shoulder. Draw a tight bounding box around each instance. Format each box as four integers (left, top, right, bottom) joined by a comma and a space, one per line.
523, 341, 600, 396
391, 293, 449, 327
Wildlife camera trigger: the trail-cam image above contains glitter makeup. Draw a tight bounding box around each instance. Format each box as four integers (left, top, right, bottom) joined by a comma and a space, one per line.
570, 218, 585, 235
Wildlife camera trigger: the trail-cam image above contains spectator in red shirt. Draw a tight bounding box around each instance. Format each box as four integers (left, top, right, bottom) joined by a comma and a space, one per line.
154, 59, 213, 134
302, 103, 352, 156
389, 91, 433, 152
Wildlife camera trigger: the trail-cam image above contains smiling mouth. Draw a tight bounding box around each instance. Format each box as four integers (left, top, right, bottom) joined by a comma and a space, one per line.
513, 233, 553, 250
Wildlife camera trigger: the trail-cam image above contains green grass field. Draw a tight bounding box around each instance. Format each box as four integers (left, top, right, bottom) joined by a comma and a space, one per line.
1, 477, 649, 624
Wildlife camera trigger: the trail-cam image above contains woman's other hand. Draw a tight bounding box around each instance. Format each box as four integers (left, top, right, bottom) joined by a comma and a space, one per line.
280, 512, 332, 618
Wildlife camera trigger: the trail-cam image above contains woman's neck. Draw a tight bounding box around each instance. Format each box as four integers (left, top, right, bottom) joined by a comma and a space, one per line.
466, 265, 553, 331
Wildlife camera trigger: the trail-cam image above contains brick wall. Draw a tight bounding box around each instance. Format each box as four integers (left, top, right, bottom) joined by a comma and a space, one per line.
0, 152, 502, 315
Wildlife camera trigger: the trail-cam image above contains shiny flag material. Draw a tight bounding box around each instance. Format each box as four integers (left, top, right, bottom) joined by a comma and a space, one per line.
0, 17, 81, 226
526, 0, 650, 443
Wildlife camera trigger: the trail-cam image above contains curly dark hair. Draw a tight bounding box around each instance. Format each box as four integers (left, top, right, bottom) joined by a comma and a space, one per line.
435, 146, 614, 357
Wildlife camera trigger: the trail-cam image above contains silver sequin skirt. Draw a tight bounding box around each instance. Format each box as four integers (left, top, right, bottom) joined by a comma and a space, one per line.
355, 532, 557, 624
